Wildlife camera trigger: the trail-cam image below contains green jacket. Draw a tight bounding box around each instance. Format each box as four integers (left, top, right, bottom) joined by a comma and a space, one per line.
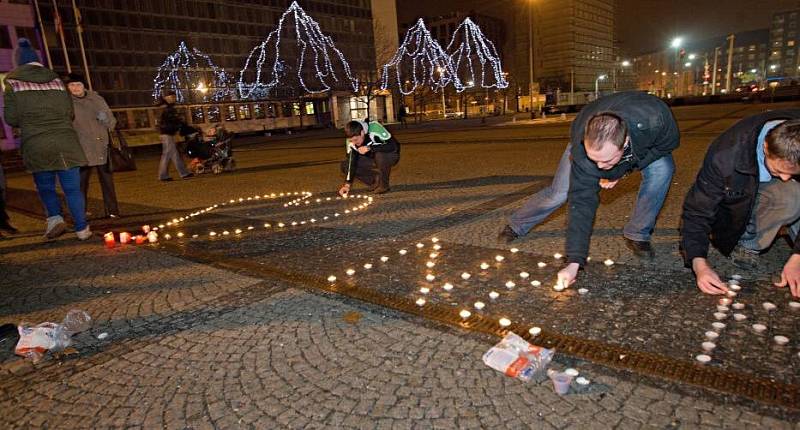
3, 64, 86, 172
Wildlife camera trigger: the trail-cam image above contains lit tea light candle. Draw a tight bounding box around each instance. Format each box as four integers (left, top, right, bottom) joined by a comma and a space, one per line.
264, 223, 271, 228
719, 298, 732, 306
732, 303, 745, 310
420, 287, 430, 294
553, 284, 565, 292
774, 335, 789, 345
733, 313, 747, 321
425, 274, 436, 282
142, 225, 151, 233
537, 262, 547, 268
519, 272, 530, 279
278, 223, 285, 228
363, 263, 373, 270
531, 280, 541, 287
461, 272, 471, 280
728, 279, 740, 286
191, 234, 198, 239
729, 284, 741, 291
474, 301, 485, 310
762, 302, 777, 311
416, 298, 426, 306
234, 229, 242, 234
327, 275, 337, 282
529, 326, 542, 336
135, 235, 146, 245
119, 232, 131, 244
712, 322, 726, 330
564, 368, 579, 377
752, 324, 767, 333
416, 243, 424, 249
788, 301, 800, 310
104, 232, 115, 248
426, 261, 435, 268
459, 310, 471, 319
399, 249, 408, 255
713, 312, 728, 320
701, 341, 716, 352
726, 290, 737, 298
429, 252, 439, 259
163, 234, 172, 240
696, 354, 711, 364
499, 318, 511, 327
346, 269, 356, 276
480, 262, 490, 270
381, 256, 389, 262
578, 288, 589, 295
705, 331, 719, 340
731, 274, 742, 280
431, 237, 439, 243
222, 231, 230, 236
495, 255, 505, 262
176, 232, 184, 238
432, 244, 442, 251
575, 377, 590, 386
716, 305, 729, 312
554, 253, 563, 259
147, 231, 158, 243
505, 281, 516, 289
442, 283, 454, 291
489, 291, 500, 300
509, 248, 519, 254
604, 259, 615, 266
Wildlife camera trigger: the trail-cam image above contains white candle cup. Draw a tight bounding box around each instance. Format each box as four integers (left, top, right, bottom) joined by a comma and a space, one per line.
732, 303, 745, 310
505, 281, 516, 289
495, 255, 505, 262
719, 298, 732, 306
728, 279, 740, 286
474, 301, 485, 310
442, 283, 454, 291
431, 237, 439, 243
489, 291, 500, 300
733, 313, 747, 321
459, 310, 471, 319
420, 287, 430, 294
510, 248, 519, 254
381, 256, 389, 262
426, 261, 435, 268
461, 272, 472, 280
399, 249, 408, 255
705, 331, 719, 340
729, 284, 741, 291
575, 377, 590, 386
429, 252, 439, 259
433, 244, 442, 251
147, 231, 158, 243
731, 274, 742, 280
416, 243, 424, 249
696, 354, 712, 364
716, 305, 729, 312
346, 269, 356, 276
416, 298, 426, 306
425, 274, 436, 282
327, 275, 337, 283
480, 263, 490, 270
701, 342, 716, 351
762, 302, 777, 311
712, 322, 726, 330
726, 290, 737, 298
578, 288, 589, 295
529, 326, 542, 336
774, 335, 789, 345
519, 272, 530, 279
537, 262, 547, 268
713, 312, 728, 320
564, 368, 579, 377
603, 259, 615, 266
531, 280, 542, 287
554, 253, 563, 260
498, 318, 511, 327
788, 301, 800, 310
752, 324, 767, 333
363, 263, 373, 270
553, 284, 565, 292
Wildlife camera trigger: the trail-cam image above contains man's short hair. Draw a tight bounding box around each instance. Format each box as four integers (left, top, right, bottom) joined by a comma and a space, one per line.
584, 113, 628, 150
344, 121, 365, 138
766, 119, 800, 165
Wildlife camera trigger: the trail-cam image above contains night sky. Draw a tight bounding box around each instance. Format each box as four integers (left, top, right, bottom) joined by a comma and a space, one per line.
396, 0, 800, 55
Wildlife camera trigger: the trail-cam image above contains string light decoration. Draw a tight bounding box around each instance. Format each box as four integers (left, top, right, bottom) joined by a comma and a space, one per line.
237, 1, 358, 99
152, 41, 231, 103
380, 18, 463, 95
446, 18, 509, 89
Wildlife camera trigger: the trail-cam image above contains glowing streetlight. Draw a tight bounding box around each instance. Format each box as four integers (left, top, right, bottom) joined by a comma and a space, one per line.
670, 37, 683, 48
594, 74, 607, 100
621, 60, 631, 67
195, 81, 208, 94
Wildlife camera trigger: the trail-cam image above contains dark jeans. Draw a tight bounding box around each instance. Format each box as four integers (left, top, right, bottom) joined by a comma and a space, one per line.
80, 164, 120, 217
340, 151, 400, 189
32, 167, 88, 231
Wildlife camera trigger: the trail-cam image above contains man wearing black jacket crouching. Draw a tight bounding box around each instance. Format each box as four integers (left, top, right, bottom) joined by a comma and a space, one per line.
338, 120, 400, 197
681, 110, 800, 298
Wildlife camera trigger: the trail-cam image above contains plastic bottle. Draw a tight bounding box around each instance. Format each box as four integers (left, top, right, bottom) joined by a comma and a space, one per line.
62, 309, 92, 335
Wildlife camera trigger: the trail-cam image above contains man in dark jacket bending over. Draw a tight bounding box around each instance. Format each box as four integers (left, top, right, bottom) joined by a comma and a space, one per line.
338, 120, 400, 197
557, 92, 680, 286
681, 110, 800, 298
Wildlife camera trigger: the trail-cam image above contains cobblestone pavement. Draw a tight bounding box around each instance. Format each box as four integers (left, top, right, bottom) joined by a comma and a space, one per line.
2, 102, 800, 428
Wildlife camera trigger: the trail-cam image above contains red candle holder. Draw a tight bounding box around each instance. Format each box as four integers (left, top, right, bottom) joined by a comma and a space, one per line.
103, 232, 115, 248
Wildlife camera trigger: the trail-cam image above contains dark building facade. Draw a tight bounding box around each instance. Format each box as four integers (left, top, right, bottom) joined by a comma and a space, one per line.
36, 0, 377, 108
768, 8, 800, 82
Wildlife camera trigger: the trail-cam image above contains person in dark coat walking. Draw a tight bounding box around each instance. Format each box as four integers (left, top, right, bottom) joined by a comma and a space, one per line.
554, 92, 680, 287
64, 73, 120, 218
681, 110, 800, 297
157, 92, 192, 181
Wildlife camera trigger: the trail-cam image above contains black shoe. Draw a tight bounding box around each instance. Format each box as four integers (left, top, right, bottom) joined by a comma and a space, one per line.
497, 225, 519, 244
0, 220, 19, 235
181, 173, 194, 179
624, 237, 655, 259
160, 178, 174, 182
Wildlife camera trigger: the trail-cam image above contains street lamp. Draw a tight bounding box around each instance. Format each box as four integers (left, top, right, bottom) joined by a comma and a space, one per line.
595, 74, 607, 100
670, 37, 683, 96
528, 0, 536, 118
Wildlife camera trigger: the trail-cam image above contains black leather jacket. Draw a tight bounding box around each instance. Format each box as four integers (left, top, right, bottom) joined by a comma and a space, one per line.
680, 109, 800, 266
565, 92, 680, 266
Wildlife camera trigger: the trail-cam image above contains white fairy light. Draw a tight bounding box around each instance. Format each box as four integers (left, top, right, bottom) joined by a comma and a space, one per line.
238, 1, 358, 99
445, 18, 509, 90
152, 41, 230, 103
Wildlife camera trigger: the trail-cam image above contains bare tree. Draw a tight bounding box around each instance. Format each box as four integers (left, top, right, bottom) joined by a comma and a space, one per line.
352, 19, 397, 121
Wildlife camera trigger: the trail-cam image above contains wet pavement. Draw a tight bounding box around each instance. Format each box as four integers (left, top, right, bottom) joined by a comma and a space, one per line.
2, 101, 800, 428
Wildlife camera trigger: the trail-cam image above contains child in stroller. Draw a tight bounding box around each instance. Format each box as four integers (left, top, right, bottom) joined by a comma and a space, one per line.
185, 125, 235, 175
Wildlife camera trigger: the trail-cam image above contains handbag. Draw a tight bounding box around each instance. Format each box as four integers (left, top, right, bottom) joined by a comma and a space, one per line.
108, 129, 137, 172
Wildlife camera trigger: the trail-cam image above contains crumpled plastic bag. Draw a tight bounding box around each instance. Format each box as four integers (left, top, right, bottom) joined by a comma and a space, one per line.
14, 310, 92, 363
483, 332, 554, 382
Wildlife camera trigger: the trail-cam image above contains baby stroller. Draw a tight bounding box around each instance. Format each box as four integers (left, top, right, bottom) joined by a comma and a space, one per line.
185, 125, 236, 175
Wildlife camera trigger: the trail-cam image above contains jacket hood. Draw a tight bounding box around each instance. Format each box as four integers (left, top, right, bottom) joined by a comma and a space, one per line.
6, 64, 59, 84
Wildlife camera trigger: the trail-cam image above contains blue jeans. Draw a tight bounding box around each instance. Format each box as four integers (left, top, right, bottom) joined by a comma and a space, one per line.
509, 145, 674, 242
32, 167, 88, 231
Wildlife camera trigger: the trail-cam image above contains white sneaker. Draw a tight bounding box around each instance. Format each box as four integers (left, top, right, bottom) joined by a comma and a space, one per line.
44, 216, 67, 239
76, 227, 92, 241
